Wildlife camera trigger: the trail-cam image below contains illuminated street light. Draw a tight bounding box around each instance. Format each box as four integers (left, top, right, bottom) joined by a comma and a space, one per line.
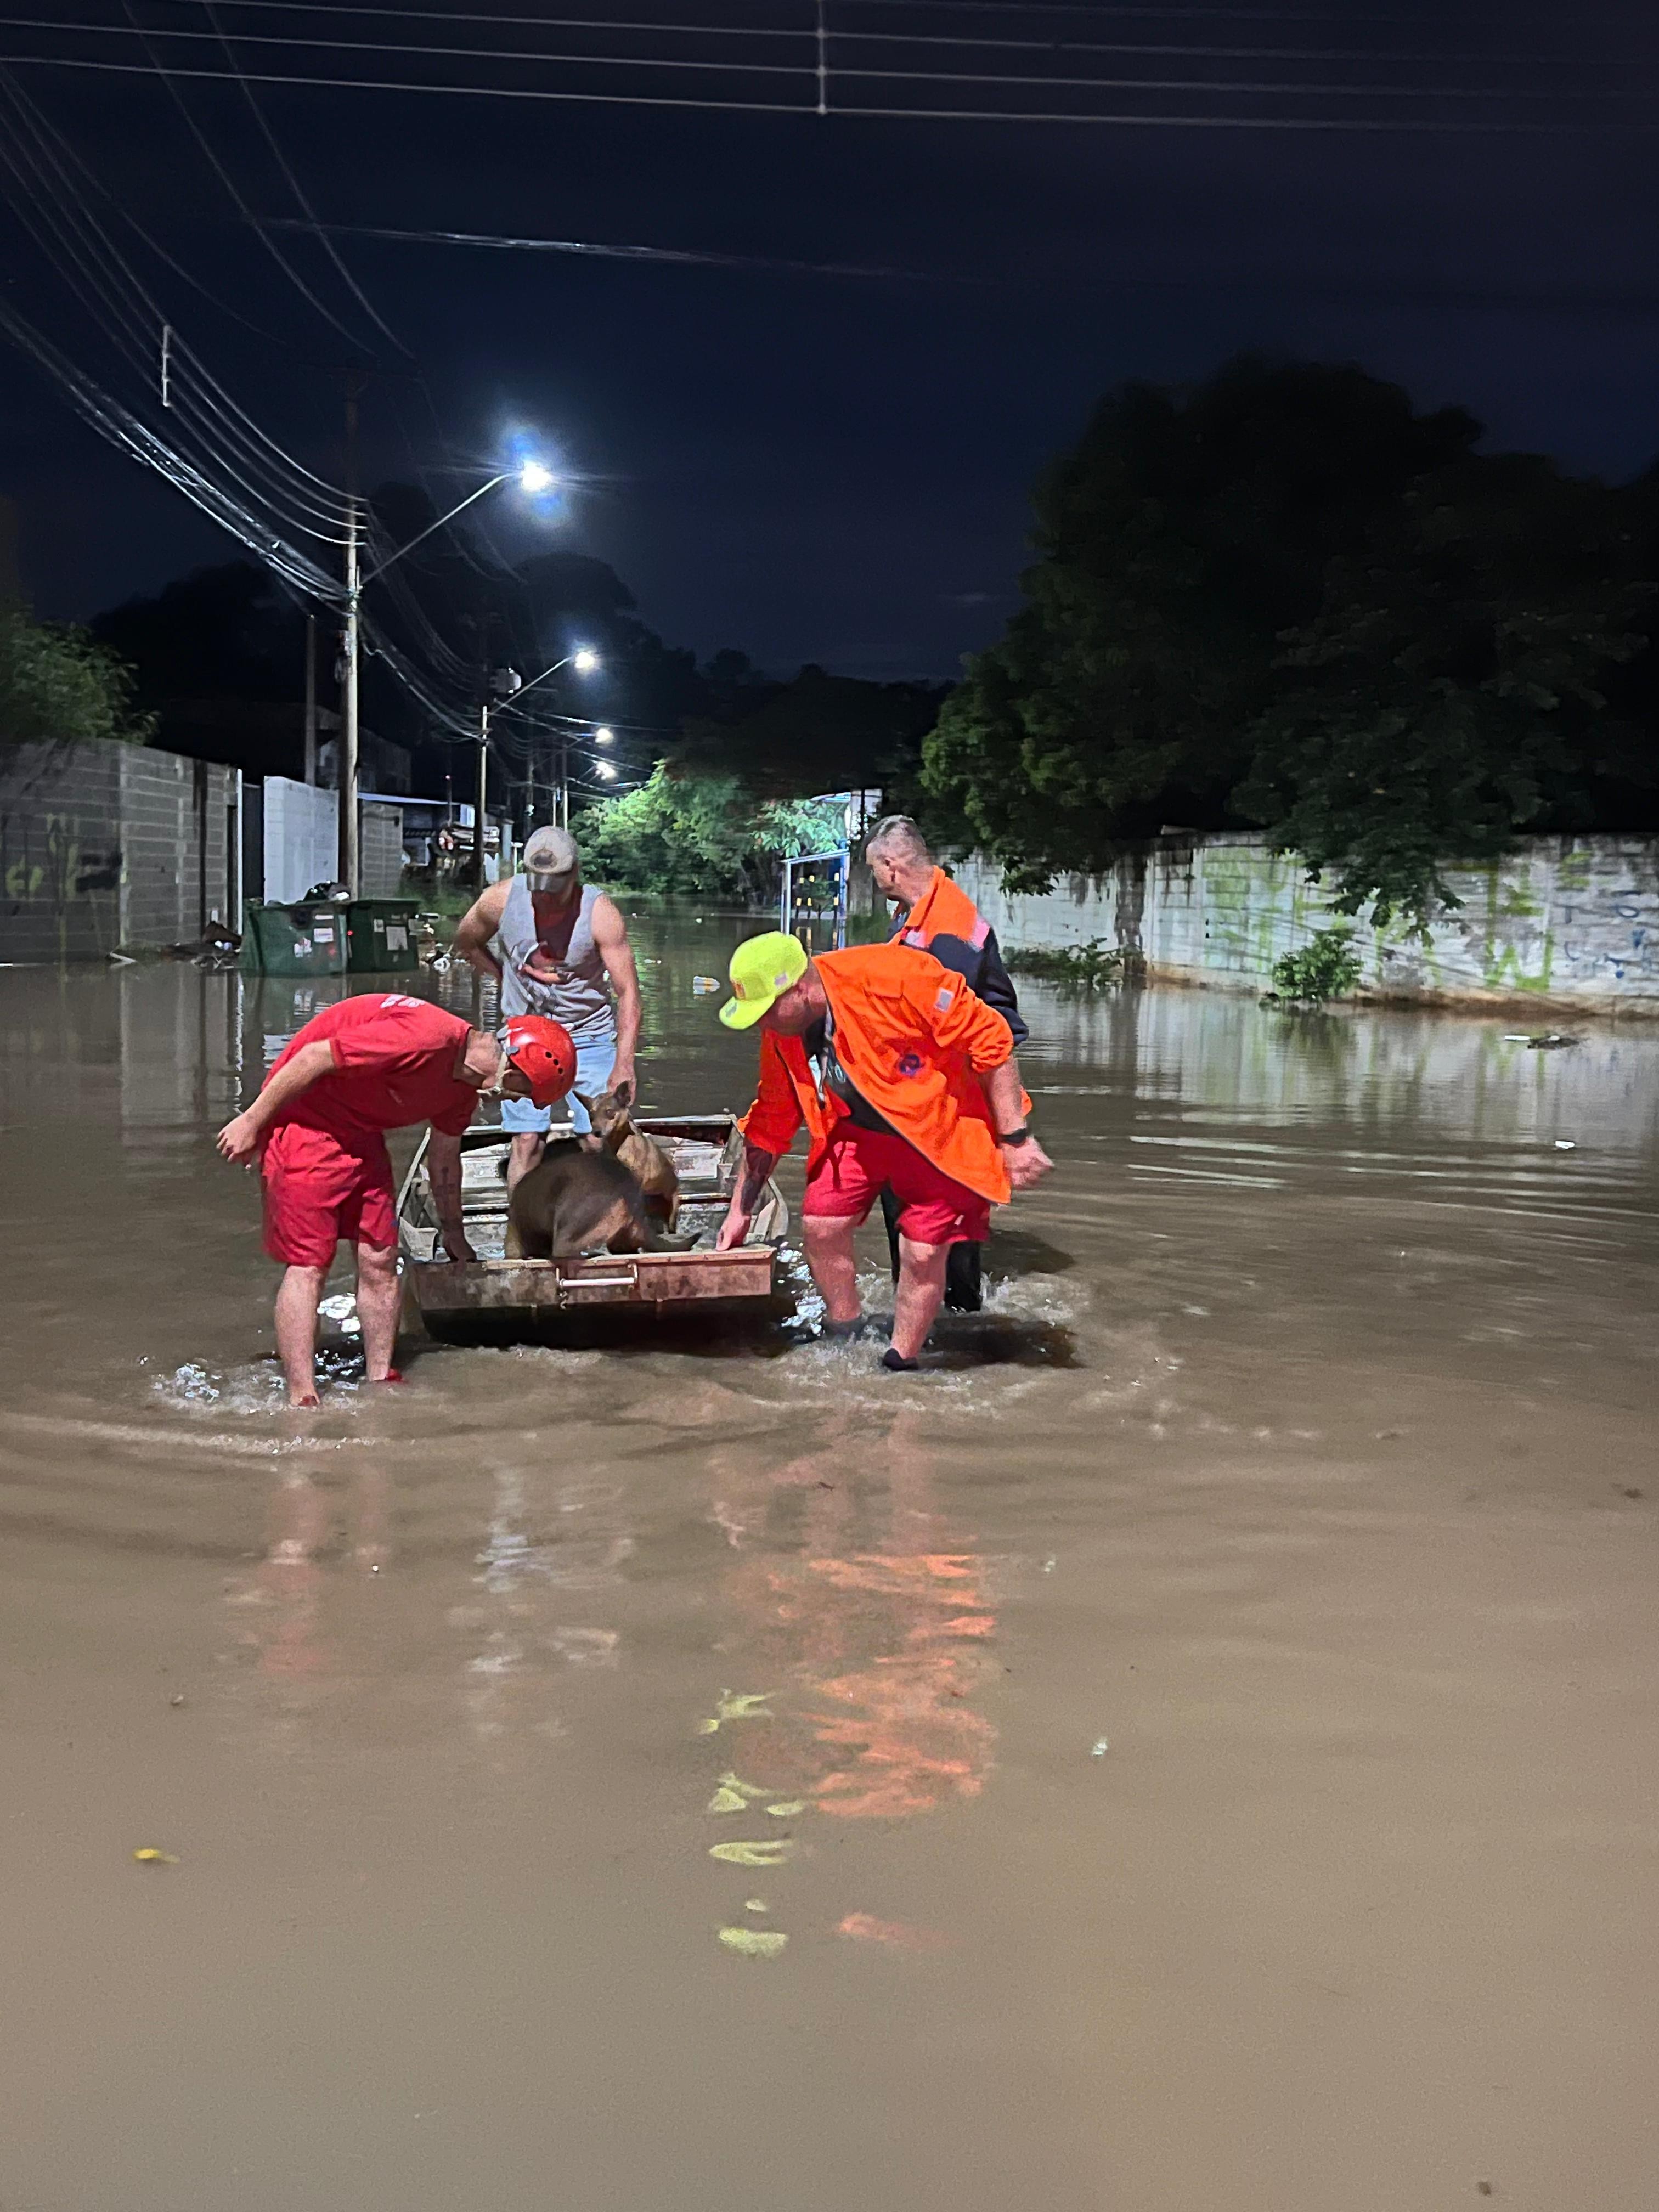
595, 760, 618, 781
594, 725, 615, 746
518, 459, 555, 493
573, 648, 600, 674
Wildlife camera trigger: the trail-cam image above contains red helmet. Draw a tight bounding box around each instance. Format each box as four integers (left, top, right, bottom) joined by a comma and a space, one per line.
501, 1015, 577, 1108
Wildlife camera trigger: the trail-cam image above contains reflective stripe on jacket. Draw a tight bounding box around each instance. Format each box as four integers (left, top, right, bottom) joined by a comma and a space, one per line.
738, 944, 1015, 1204
891, 866, 1029, 1048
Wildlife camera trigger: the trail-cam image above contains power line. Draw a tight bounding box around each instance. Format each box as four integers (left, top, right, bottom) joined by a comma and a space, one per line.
12, 18, 810, 78
0, 289, 343, 597
0, 72, 358, 540
15, 15, 1645, 84
7, 52, 1650, 128
268, 217, 960, 283
114, 0, 377, 356
196, 0, 415, 358
166, 0, 1656, 67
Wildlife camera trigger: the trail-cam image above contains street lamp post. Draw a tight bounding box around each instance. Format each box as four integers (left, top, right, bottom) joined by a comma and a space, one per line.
338, 458, 554, 896
476, 646, 599, 874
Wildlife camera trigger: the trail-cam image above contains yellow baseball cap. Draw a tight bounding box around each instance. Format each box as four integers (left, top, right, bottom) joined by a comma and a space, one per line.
720, 930, 809, 1029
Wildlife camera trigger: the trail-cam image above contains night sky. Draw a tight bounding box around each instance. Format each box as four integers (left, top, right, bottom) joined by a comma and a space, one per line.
2, 2, 1657, 682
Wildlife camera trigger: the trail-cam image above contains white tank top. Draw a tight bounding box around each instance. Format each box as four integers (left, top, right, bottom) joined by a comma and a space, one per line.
496, 876, 616, 1045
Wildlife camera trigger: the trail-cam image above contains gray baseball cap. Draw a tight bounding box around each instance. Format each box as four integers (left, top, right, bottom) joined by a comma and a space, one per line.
522, 825, 579, 891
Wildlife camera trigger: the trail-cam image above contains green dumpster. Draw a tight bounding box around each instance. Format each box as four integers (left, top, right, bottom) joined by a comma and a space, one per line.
346, 898, 420, 975
240, 901, 348, 978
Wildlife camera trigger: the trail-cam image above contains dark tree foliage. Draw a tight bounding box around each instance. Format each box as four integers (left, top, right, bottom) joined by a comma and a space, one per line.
93, 560, 302, 710
2, 607, 154, 749
1239, 457, 1657, 922
924, 360, 1481, 890
670, 663, 946, 814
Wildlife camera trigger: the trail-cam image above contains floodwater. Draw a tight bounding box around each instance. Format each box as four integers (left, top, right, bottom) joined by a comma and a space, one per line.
3, 909, 1657, 2211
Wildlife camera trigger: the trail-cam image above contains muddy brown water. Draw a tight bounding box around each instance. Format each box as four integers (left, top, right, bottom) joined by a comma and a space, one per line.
3, 910, 1657, 2211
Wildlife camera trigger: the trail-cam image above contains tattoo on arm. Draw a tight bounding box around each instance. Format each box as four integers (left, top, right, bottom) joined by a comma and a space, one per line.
736, 1141, 776, 1214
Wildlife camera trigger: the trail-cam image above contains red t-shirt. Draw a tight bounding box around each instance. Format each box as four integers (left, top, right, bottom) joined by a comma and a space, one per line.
262, 994, 479, 1150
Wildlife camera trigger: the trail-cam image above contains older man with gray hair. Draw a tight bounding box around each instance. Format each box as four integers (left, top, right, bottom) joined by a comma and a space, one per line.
864, 813, 1031, 1312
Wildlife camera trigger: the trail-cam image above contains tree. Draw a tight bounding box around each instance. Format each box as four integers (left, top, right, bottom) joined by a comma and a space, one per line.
577, 765, 847, 901
670, 663, 946, 815
923, 358, 1481, 888
0, 608, 154, 748
92, 560, 302, 709
1238, 457, 1657, 922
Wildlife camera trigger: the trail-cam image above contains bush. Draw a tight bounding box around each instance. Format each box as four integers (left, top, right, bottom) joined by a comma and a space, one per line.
1269, 926, 1363, 1004
0, 609, 154, 749
1004, 938, 1137, 991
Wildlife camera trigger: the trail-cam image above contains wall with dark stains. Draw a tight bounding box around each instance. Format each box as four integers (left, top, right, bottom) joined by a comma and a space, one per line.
959, 834, 1659, 1015
0, 741, 238, 962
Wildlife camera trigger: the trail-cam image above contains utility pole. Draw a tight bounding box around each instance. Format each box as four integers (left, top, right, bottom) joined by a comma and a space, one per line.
338, 381, 362, 896
474, 700, 490, 891
558, 732, 569, 829
303, 610, 317, 785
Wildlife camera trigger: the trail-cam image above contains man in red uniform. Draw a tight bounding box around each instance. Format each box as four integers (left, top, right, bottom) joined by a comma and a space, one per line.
217, 994, 574, 1408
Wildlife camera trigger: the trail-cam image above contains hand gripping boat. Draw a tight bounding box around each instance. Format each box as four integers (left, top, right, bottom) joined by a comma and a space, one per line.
396, 1113, 789, 1341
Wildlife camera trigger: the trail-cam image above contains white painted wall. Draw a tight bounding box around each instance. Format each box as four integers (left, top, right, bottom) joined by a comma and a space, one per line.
262, 776, 338, 904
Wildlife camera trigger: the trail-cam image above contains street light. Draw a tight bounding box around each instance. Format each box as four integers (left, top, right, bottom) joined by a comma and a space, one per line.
338, 455, 555, 893
593, 725, 614, 746
476, 648, 602, 870
595, 760, 618, 781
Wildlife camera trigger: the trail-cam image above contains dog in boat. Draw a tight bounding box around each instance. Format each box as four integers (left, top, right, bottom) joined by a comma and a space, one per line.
576, 1088, 681, 1235
503, 1141, 657, 1260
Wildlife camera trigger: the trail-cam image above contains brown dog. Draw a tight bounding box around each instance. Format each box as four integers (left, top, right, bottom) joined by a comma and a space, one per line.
504, 1141, 656, 1260
578, 1090, 681, 1233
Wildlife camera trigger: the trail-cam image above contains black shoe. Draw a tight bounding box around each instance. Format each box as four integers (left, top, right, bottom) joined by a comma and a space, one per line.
881, 1348, 919, 1373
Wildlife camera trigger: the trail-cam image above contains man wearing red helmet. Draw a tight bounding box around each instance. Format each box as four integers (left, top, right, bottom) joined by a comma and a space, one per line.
217, 994, 574, 1407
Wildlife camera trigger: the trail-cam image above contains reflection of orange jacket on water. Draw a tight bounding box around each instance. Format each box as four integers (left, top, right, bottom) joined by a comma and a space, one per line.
738, 944, 1016, 1204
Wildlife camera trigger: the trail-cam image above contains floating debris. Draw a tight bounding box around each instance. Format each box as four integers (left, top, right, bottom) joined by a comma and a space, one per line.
718, 1927, 788, 1959
709, 1839, 795, 1868
132, 1847, 179, 1865
766, 1799, 808, 1819
1091, 1738, 1110, 1757
697, 1689, 776, 1735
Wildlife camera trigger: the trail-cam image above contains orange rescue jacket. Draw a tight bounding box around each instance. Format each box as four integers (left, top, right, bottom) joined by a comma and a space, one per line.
738, 944, 1016, 1204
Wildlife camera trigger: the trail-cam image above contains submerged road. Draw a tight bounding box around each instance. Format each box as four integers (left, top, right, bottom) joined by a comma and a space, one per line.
2, 909, 1656, 2210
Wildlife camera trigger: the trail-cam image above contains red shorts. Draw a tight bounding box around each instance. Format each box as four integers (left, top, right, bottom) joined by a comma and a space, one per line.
804, 1125, 991, 1247
261, 1125, 397, 1269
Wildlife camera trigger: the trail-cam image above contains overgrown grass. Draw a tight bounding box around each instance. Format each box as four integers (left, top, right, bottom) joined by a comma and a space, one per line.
1005, 938, 1139, 991
1265, 926, 1364, 1006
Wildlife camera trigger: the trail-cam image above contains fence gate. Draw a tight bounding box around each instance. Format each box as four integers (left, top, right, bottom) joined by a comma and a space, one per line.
780, 849, 849, 952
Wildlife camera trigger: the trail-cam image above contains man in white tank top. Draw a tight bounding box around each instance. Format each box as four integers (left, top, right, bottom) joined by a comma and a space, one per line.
453, 826, 642, 1189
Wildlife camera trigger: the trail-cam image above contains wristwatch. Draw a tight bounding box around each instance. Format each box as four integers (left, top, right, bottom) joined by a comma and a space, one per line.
998, 1126, 1032, 1147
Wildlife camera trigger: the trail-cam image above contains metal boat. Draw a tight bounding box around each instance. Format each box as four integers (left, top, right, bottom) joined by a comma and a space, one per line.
396, 1113, 789, 1340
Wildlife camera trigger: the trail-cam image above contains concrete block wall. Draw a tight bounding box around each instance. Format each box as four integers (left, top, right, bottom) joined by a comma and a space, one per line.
0, 740, 125, 961
360, 802, 405, 898
958, 833, 1659, 1015
119, 750, 236, 946
0, 738, 236, 961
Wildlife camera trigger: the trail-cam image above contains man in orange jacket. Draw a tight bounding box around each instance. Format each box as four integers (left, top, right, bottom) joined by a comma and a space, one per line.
715, 932, 1053, 1370
866, 812, 1029, 1314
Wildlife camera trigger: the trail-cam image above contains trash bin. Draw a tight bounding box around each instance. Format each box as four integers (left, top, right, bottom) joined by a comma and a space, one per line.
240, 900, 348, 977
346, 898, 420, 975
